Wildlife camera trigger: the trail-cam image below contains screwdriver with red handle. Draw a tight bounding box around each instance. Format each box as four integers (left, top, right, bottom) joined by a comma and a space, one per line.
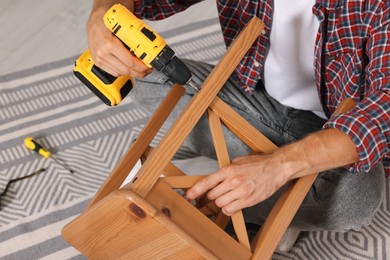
24, 137, 74, 174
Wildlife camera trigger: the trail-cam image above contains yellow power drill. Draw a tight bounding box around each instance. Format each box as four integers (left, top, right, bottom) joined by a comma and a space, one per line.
74, 4, 193, 106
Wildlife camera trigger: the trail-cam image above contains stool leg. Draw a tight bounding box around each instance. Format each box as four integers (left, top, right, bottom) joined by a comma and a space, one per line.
88, 84, 185, 208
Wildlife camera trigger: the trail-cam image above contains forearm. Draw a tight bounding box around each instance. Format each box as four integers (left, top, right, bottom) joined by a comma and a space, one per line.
276, 128, 359, 182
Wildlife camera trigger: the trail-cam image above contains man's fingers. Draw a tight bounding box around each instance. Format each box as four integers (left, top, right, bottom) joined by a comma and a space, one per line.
112, 38, 151, 73
93, 54, 123, 77
94, 54, 152, 78
95, 53, 151, 78
221, 199, 247, 216
214, 183, 253, 209
185, 171, 226, 200
213, 188, 239, 209
206, 174, 242, 201
92, 37, 152, 78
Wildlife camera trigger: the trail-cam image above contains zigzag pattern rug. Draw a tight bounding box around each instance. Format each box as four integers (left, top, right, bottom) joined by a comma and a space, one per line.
0, 18, 389, 259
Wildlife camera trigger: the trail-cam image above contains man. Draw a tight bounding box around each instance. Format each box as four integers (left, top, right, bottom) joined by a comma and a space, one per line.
86, 0, 389, 251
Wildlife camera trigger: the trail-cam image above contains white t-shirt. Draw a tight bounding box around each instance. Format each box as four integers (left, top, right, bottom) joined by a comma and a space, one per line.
263, 0, 326, 118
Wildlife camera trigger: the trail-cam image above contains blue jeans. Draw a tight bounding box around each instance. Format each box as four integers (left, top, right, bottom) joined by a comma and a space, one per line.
131, 59, 385, 231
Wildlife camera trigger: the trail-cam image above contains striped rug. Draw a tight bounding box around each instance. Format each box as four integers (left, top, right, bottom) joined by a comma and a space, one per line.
0, 17, 389, 259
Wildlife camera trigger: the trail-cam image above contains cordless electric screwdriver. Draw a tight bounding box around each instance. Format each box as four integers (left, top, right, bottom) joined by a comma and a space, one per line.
74, 4, 193, 106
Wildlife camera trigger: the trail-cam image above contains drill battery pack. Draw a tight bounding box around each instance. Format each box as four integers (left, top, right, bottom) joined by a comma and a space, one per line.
73, 49, 134, 106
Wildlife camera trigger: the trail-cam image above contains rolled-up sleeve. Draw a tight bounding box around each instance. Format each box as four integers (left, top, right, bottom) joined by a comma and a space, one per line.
324, 2, 390, 173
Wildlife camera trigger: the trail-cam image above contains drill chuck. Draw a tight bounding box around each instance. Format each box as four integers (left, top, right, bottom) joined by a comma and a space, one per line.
163, 56, 192, 85
151, 45, 192, 85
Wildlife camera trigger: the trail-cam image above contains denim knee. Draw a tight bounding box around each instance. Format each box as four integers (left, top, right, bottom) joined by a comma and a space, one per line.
310, 165, 385, 231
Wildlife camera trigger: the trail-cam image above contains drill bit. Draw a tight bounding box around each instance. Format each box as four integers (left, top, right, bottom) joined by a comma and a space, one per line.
187, 80, 199, 92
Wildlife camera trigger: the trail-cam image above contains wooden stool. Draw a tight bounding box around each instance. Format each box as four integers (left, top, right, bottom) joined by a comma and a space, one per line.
62, 17, 356, 259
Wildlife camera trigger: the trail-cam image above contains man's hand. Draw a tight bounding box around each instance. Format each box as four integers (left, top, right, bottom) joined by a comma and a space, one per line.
86, 1, 152, 78
185, 128, 359, 216
185, 154, 288, 216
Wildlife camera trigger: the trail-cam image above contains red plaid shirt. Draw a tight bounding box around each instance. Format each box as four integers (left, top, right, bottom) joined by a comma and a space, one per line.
134, 0, 390, 177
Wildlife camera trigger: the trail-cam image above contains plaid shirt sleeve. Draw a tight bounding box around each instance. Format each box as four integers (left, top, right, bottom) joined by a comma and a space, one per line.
133, 0, 202, 20
324, 1, 390, 174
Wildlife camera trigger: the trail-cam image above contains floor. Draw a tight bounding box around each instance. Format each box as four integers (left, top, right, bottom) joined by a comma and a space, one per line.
0, 0, 217, 76
0, 0, 91, 75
